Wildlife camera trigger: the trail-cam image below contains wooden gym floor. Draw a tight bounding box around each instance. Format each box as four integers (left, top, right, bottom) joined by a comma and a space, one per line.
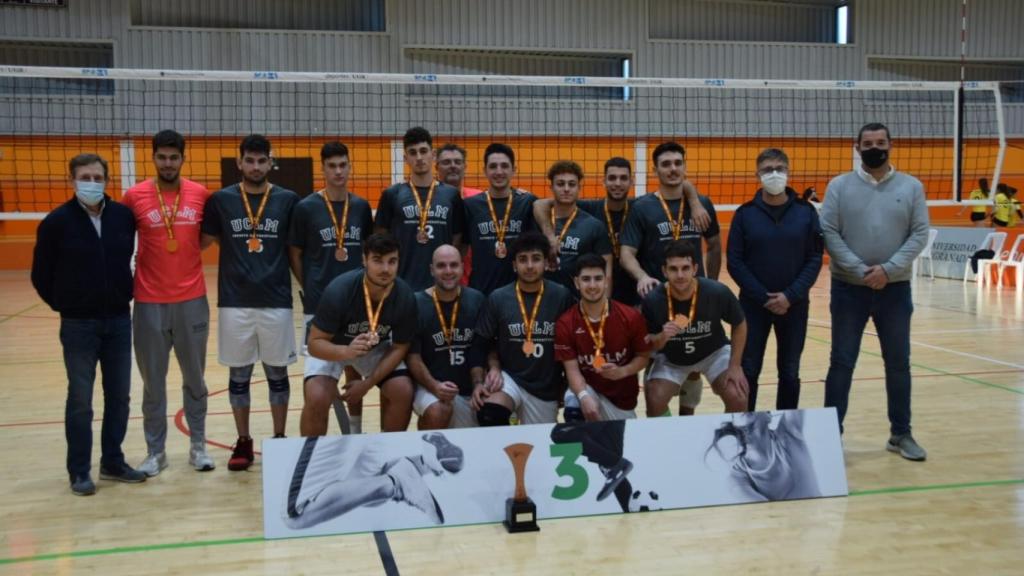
0, 267, 1022, 575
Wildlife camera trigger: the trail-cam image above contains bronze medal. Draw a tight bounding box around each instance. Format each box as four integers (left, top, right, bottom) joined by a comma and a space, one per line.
166, 238, 179, 253
335, 246, 348, 262
593, 354, 605, 369
522, 340, 534, 357
247, 237, 263, 253
673, 314, 690, 329
367, 331, 380, 347
417, 229, 430, 244
495, 241, 507, 259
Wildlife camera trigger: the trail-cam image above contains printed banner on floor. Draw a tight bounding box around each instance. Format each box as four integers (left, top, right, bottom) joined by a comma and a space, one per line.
262, 408, 847, 539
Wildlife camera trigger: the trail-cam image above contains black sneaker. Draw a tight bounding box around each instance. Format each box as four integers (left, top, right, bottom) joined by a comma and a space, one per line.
99, 465, 147, 484
597, 459, 633, 501
70, 475, 96, 496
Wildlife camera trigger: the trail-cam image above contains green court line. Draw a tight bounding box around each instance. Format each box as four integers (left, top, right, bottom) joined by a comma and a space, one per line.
805, 334, 1024, 396
0, 302, 41, 325
2, 477, 1022, 567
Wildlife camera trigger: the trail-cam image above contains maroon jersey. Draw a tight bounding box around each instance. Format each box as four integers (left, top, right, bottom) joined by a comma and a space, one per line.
555, 300, 651, 410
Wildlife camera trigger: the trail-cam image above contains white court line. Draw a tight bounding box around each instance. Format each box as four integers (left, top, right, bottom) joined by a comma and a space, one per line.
807, 319, 1024, 371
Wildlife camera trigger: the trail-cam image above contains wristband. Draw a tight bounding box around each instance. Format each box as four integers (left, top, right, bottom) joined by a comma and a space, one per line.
577, 389, 592, 401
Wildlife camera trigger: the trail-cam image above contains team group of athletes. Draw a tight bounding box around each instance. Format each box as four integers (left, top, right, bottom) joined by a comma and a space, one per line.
35, 122, 930, 496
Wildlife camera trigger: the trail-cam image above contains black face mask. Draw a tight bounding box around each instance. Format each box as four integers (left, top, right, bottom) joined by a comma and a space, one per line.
860, 147, 889, 169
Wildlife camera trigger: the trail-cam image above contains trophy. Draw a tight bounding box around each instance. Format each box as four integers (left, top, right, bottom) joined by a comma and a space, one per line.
503, 443, 540, 533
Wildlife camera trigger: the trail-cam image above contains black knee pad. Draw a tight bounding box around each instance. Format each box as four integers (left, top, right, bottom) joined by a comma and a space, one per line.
228, 378, 251, 396
268, 377, 291, 394
477, 403, 512, 427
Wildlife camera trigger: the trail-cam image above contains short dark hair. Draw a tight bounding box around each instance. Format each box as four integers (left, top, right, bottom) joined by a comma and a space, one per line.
69, 153, 108, 180
547, 160, 583, 182
510, 231, 550, 260
857, 122, 891, 144
663, 238, 698, 264
756, 148, 789, 167
362, 232, 400, 258
320, 141, 350, 162
240, 134, 271, 157
152, 130, 185, 155
403, 126, 432, 149
484, 142, 515, 167
979, 178, 990, 190
604, 156, 632, 175
437, 142, 466, 158
574, 253, 607, 277
652, 141, 686, 165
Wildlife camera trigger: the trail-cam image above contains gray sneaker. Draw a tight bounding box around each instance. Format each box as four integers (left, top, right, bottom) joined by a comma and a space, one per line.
137, 452, 168, 477
386, 457, 444, 524
886, 434, 927, 461
70, 475, 96, 496
189, 442, 216, 472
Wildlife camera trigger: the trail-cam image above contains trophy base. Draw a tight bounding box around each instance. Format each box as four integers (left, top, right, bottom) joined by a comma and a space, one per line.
504, 497, 540, 533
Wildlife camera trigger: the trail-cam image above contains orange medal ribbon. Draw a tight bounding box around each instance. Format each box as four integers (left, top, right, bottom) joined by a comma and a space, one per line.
581, 300, 608, 369
241, 182, 271, 253
515, 280, 545, 357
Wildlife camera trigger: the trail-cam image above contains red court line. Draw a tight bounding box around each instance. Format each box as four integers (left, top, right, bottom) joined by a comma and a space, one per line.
2, 368, 1018, 429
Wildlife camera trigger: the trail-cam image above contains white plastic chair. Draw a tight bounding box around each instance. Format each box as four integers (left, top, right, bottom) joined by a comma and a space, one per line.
996, 234, 1024, 291
913, 228, 939, 280
973, 232, 1008, 286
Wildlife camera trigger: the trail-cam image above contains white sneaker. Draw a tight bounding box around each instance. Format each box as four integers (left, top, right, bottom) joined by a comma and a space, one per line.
137, 452, 168, 477
386, 457, 444, 524
189, 443, 216, 472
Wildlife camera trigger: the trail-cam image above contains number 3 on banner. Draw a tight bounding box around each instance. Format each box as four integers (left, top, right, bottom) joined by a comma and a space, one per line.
549, 443, 588, 500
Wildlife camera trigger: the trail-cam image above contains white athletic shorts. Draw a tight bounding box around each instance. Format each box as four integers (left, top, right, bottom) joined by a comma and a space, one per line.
218, 307, 297, 367
302, 314, 408, 382
646, 345, 732, 409
412, 389, 479, 428
572, 386, 637, 421
497, 372, 558, 424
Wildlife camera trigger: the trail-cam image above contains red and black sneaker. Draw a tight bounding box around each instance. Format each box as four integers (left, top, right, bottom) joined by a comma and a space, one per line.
227, 436, 254, 471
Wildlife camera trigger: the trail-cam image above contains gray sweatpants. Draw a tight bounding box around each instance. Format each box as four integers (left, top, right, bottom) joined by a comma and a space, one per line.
133, 296, 210, 454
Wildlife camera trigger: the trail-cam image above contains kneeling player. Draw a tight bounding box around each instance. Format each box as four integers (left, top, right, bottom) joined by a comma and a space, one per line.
305, 233, 418, 433
642, 239, 749, 415
471, 232, 574, 425
407, 245, 486, 429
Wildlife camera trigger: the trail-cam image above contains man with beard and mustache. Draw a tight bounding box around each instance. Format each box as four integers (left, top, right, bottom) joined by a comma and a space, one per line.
123, 130, 216, 476
306, 233, 419, 433
821, 122, 930, 462
406, 245, 486, 429
201, 134, 300, 471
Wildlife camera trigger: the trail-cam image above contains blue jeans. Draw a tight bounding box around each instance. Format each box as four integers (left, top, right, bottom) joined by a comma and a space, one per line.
60, 313, 132, 479
824, 280, 913, 436
740, 298, 808, 411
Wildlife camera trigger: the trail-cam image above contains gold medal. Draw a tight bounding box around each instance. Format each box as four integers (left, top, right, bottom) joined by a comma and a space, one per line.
580, 300, 608, 370
154, 180, 182, 255
515, 280, 545, 359
320, 189, 351, 261
241, 182, 272, 255
495, 241, 507, 259
667, 281, 698, 329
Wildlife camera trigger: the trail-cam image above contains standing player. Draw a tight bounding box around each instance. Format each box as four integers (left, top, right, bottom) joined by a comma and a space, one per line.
289, 141, 374, 437
535, 157, 705, 307
537, 161, 612, 299
436, 142, 483, 286
306, 233, 419, 433
620, 141, 722, 415
375, 127, 465, 290
727, 148, 822, 411
201, 134, 299, 471
407, 245, 486, 429
124, 130, 215, 476
471, 232, 574, 425
642, 240, 749, 416
463, 143, 537, 294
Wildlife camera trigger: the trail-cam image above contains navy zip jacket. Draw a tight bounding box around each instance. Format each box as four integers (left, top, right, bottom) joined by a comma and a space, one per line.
727, 188, 823, 306
31, 196, 136, 319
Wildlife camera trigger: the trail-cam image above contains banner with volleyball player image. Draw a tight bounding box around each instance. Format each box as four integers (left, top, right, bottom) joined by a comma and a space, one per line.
262, 408, 848, 539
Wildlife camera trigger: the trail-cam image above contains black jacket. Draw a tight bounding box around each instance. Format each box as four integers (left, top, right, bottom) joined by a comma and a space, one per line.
31, 196, 135, 318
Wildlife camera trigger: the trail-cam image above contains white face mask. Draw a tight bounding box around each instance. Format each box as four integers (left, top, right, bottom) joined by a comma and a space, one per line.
760, 171, 788, 196
75, 181, 106, 207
